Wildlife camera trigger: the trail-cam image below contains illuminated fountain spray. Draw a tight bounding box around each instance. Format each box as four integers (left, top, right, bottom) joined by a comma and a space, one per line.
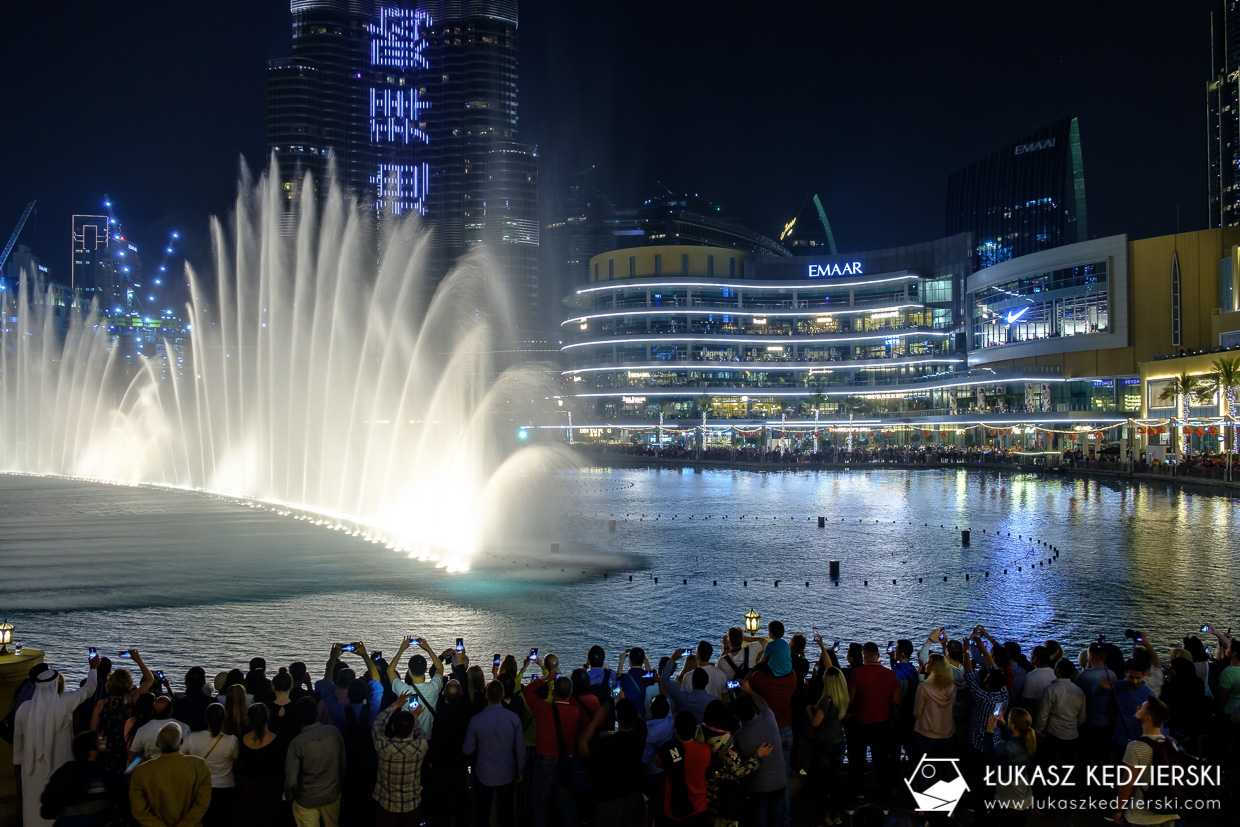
0, 167, 571, 573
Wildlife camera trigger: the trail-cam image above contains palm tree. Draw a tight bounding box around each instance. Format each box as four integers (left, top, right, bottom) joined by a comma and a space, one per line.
1159, 372, 1206, 454
1206, 356, 1240, 452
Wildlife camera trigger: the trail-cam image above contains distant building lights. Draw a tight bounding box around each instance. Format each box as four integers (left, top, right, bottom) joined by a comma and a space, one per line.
154, 279, 162, 285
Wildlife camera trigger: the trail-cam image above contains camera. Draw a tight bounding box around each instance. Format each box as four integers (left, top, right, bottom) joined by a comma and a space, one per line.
1124, 629, 1143, 642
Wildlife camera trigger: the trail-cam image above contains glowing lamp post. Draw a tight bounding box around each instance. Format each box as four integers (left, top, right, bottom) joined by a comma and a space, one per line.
744, 609, 761, 636
0, 620, 13, 656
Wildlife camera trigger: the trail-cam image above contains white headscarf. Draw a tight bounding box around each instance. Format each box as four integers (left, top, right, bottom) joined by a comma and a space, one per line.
18, 670, 65, 773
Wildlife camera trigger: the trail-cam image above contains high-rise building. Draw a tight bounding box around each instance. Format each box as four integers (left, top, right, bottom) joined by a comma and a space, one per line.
70, 214, 110, 292
418, 0, 539, 343
1208, 1, 1240, 227
779, 194, 838, 255
268, 1, 431, 216
945, 116, 1088, 268
631, 193, 791, 257
268, 1, 537, 343
542, 170, 620, 339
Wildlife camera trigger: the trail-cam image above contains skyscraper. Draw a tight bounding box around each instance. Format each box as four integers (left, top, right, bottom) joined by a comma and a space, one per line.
945, 116, 1088, 268
268, 0, 537, 343
1208, 1, 1240, 227
419, 0, 539, 343
269, 1, 431, 216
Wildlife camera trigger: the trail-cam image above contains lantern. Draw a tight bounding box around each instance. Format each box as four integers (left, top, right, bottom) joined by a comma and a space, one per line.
989, 429, 997, 437
1068, 434, 1077, 442
1138, 426, 1146, 435
1195, 427, 1205, 437
1209, 426, 1219, 436
0, 619, 12, 656
743, 609, 761, 635
923, 430, 931, 438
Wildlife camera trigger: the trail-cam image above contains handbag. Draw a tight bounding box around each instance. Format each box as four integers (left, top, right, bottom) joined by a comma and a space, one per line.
551, 704, 590, 792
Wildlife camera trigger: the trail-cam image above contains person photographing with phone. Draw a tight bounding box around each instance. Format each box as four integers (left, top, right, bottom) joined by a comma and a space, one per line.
13, 652, 102, 827
387, 635, 447, 740
370, 690, 429, 826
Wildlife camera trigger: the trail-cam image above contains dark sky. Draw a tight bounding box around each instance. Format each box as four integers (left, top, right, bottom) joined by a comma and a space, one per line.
0, 0, 1222, 279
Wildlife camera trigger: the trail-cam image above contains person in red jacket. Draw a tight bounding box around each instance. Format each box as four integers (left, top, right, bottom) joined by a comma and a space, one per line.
656, 712, 711, 825
846, 642, 902, 803
522, 673, 582, 827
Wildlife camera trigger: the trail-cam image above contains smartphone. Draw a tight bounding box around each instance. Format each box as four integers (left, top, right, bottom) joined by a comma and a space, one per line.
371, 651, 382, 661
408, 696, 420, 710
529, 648, 539, 662
89, 647, 97, 659
887, 640, 895, 654
493, 654, 502, 667
643, 671, 655, 679
1201, 624, 1210, 633
155, 670, 166, 682
992, 701, 1005, 718
117, 650, 133, 659
612, 685, 622, 698
456, 638, 464, 652
340, 644, 357, 653
938, 633, 947, 644
832, 641, 840, 652
124, 756, 142, 775
726, 679, 740, 691
409, 637, 420, 645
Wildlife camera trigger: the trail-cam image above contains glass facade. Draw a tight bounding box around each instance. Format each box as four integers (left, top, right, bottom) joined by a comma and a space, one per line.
945, 116, 1087, 267
971, 261, 1108, 350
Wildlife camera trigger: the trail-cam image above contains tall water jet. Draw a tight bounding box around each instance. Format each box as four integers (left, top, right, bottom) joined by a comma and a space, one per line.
0, 165, 573, 573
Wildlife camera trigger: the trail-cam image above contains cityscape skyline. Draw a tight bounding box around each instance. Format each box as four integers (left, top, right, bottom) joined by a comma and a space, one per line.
0, 1, 1224, 287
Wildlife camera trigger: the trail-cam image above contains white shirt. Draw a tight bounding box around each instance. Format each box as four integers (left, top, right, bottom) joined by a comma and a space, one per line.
391, 674, 443, 739
680, 663, 729, 700
717, 642, 764, 679
130, 718, 191, 760
1020, 667, 1056, 701
182, 730, 239, 787
1121, 734, 1180, 824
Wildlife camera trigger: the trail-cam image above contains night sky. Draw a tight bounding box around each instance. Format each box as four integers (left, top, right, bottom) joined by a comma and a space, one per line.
0, 0, 1222, 281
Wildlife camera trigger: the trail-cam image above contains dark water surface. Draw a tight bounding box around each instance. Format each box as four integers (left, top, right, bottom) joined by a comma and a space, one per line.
2, 468, 1235, 681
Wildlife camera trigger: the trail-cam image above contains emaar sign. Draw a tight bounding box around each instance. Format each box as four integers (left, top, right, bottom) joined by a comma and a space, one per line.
1014, 138, 1056, 155
808, 262, 863, 277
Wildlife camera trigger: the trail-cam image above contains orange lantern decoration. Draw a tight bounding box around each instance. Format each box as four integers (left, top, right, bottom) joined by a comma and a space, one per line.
1209, 426, 1219, 435
1194, 427, 1205, 437
989, 429, 997, 437
1138, 426, 1146, 435
1068, 434, 1077, 441
923, 430, 931, 438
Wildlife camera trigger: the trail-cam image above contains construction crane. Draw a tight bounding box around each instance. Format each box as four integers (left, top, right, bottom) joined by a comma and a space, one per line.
0, 200, 37, 274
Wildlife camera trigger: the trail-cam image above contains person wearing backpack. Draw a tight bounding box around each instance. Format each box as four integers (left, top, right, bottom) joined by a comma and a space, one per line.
718, 628, 763, 684
1114, 698, 1181, 825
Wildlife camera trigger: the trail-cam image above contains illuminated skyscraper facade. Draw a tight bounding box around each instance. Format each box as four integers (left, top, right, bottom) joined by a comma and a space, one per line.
945, 116, 1088, 269
1209, 1, 1240, 227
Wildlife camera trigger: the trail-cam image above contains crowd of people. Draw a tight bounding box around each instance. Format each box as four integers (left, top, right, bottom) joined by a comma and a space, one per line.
6, 622, 1239, 827
583, 443, 1021, 467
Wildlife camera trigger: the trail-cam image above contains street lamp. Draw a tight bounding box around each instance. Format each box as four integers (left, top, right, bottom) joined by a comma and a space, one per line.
0, 619, 13, 656
744, 609, 761, 635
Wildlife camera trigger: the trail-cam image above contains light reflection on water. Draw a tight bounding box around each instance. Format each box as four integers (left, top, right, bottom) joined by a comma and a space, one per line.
1, 469, 1235, 680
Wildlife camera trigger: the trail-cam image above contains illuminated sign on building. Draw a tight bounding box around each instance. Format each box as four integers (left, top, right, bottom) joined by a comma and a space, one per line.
808, 262, 863, 277
869, 310, 900, 320
621, 396, 647, 404
627, 371, 651, 378
1014, 138, 1056, 155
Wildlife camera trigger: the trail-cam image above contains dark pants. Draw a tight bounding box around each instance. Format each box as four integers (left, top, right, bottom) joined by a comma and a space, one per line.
847, 720, 893, 798
1038, 733, 1078, 768
531, 756, 576, 827
203, 786, 236, 827
475, 781, 516, 827
744, 788, 785, 827
376, 806, 425, 827
641, 773, 664, 827
811, 740, 846, 814
1078, 722, 1110, 780
595, 791, 644, 827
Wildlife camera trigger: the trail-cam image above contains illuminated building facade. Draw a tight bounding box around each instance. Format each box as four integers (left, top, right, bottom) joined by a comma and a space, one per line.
945, 116, 1088, 268
562, 237, 995, 421
1209, 1, 1240, 227
268, 1, 432, 217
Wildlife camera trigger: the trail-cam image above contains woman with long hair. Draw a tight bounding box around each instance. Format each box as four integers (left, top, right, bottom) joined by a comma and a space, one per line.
235, 703, 289, 825
984, 707, 1037, 826
913, 654, 957, 759
89, 669, 140, 774
223, 684, 249, 738
183, 703, 239, 827
807, 666, 849, 825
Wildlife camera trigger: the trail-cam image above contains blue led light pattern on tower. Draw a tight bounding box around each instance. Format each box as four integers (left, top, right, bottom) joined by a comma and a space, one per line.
368, 6, 432, 216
